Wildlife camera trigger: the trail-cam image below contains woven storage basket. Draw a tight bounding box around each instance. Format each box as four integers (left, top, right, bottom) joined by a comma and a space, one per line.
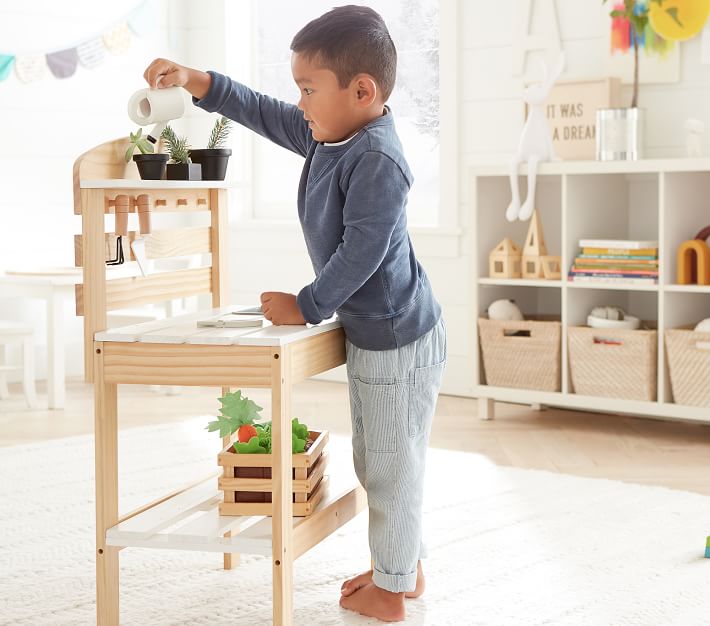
568, 326, 657, 401
478, 317, 561, 391
665, 328, 710, 408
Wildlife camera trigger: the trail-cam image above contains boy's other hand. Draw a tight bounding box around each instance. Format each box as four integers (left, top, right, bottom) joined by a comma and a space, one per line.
260, 292, 307, 326
143, 58, 189, 89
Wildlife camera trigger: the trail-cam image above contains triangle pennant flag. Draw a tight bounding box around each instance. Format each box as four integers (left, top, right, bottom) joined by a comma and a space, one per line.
102, 22, 132, 55
46, 47, 80, 79
0, 55, 14, 82
14, 55, 46, 83
77, 37, 106, 69
4, 1, 157, 83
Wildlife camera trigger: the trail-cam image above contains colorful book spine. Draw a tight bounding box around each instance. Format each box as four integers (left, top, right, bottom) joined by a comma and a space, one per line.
577, 254, 658, 262
570, 268, 658, 277
578, 239, 658, 250
574, 263, 658, 271
581, 247, 658, 257
568, 275, 658, 285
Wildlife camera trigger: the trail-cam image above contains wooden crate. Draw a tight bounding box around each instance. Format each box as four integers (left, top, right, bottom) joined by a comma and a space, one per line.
218, 430, 329, 516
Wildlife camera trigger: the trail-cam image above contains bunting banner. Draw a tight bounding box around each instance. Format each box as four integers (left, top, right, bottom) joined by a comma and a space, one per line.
0, 0, 156, 84
0, 55, 14, 81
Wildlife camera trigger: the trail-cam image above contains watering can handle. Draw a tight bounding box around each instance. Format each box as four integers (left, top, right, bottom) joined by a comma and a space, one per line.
127, 89, 148, 124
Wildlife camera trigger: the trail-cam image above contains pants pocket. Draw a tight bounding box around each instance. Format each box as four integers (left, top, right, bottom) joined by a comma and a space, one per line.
408, 361, 445, 437
355, 378, 405, 453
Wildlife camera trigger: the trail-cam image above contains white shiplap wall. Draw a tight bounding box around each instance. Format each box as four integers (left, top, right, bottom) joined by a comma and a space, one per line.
2, 0, 710, 394
227, 0, 710, 396
0, 0, 187, 381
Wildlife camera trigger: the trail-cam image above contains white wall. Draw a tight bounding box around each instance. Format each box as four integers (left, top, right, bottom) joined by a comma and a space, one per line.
3, 0, 710, 394
0, 0, 186, 381
226, 0, 710, 397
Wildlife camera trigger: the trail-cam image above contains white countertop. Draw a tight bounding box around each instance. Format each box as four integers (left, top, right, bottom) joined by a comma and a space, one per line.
80, 179, 239, 189
95, 306, 342, 346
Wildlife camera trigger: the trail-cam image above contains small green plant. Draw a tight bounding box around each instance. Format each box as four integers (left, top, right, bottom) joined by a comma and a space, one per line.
206, 389, 309, 454
124, 128, 154, 163
207, 116, 233, 149
161, 124, 191, 164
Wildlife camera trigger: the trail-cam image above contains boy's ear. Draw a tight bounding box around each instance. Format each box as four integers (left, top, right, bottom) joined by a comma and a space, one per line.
353, 75, 378, 107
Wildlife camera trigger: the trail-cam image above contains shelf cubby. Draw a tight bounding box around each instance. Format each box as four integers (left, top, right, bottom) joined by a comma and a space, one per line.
471, 159, 710, 423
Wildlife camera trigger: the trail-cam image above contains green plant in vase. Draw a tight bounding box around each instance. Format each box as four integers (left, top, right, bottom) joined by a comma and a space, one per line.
597, 1, 681, 160
161, 124, 201, 180
125, 128, 168, 180
124, 128, 153, 162
207, 116, 233, 149
189, 115, 234, 181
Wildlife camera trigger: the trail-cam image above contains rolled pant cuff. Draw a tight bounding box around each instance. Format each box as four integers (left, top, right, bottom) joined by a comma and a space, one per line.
372, 567, 417, 593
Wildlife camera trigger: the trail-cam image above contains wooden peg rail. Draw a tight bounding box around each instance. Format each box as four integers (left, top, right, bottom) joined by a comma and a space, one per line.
75, 189, 211, 216
136, 194, 152, 235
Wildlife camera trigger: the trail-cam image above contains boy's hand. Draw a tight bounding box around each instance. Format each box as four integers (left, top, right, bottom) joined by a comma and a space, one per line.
144, 58, 189, 89
260, 292, 307, 326
143, 58, 211, 99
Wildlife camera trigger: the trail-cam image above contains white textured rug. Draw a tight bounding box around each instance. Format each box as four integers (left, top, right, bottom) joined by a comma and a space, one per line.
1, 418, 709, 626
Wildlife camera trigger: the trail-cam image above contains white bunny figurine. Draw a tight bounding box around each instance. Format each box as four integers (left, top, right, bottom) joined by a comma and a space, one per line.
506, 53, 565, 222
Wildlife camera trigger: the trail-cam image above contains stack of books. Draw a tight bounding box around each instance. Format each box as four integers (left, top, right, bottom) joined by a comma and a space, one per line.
569, 239, 659, 285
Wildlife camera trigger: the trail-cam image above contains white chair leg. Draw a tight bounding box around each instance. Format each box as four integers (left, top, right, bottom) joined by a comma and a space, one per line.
22, 336, 38, 409
0, 345, 9, 400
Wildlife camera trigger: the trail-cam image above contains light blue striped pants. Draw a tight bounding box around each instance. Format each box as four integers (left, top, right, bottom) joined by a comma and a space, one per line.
345, 317, 446, 593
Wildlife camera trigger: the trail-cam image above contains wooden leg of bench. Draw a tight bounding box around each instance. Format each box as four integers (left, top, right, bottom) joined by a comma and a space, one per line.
95, 343, 119, 625
221, 386, 240, 571
272, 347, 294, 626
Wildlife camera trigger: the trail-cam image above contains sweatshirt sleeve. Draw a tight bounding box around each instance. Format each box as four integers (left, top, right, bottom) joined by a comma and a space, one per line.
193, 71, 310, 157
297, 151, 409, 324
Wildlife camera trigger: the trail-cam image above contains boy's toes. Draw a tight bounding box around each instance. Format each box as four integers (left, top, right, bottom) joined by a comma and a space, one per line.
341, 571, 373, 596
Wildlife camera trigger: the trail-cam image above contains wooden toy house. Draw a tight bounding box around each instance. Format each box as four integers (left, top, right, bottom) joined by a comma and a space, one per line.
522, 210, 548, 279
489, 238, 522, 279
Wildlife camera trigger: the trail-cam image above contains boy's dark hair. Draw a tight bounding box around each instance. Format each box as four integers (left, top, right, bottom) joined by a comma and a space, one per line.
291, 5, 397, 101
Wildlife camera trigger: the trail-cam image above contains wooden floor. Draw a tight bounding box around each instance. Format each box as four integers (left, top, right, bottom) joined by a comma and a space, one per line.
2, 379, 710, 495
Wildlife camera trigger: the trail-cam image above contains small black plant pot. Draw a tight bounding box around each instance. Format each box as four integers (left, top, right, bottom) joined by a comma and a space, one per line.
133, 153, 168, 180
166, 162, 202, 181
188, 148, 232, 180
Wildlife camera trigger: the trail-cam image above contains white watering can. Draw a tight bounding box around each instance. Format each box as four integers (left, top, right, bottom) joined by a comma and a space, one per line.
127, 86, 185, 144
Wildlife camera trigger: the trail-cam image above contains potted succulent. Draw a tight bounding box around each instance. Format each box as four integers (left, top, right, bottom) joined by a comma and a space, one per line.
207, 389, 328, 516
597, 0, 680, 160
125, 128, 168, 180
189, 116, 233, 180
161, 125, 201, 180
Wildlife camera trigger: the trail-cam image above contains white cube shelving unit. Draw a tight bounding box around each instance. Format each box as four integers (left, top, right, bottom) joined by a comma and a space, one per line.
471, 159, 710, 423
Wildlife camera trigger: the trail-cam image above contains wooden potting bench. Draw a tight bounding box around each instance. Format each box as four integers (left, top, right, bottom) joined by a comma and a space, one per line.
74, 139, 366, 625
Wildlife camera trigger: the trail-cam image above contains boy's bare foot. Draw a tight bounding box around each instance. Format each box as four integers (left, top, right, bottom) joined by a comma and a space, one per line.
341, 560, 425, 599
339, 583, 406, 622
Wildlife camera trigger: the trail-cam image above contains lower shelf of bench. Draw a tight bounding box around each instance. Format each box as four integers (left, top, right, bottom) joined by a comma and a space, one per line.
105, 473, 366, 558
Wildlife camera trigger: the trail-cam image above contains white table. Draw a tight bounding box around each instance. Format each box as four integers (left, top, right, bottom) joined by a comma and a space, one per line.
0, 270, 82, 409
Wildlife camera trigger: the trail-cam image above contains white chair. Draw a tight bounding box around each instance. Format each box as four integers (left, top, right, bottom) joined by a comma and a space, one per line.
0, 321, 38, 409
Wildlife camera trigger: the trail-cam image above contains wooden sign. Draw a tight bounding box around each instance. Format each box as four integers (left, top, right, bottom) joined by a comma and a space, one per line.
531, 78, 621, 160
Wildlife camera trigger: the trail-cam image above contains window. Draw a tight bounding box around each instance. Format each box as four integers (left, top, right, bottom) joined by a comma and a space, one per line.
239, 0, 440, 226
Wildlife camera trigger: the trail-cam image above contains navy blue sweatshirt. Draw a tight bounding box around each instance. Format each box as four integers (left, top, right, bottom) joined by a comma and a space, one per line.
194, 71, 441, 350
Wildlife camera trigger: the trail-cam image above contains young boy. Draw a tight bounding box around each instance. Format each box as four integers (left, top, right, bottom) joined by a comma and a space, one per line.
144, 5, 445, 622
